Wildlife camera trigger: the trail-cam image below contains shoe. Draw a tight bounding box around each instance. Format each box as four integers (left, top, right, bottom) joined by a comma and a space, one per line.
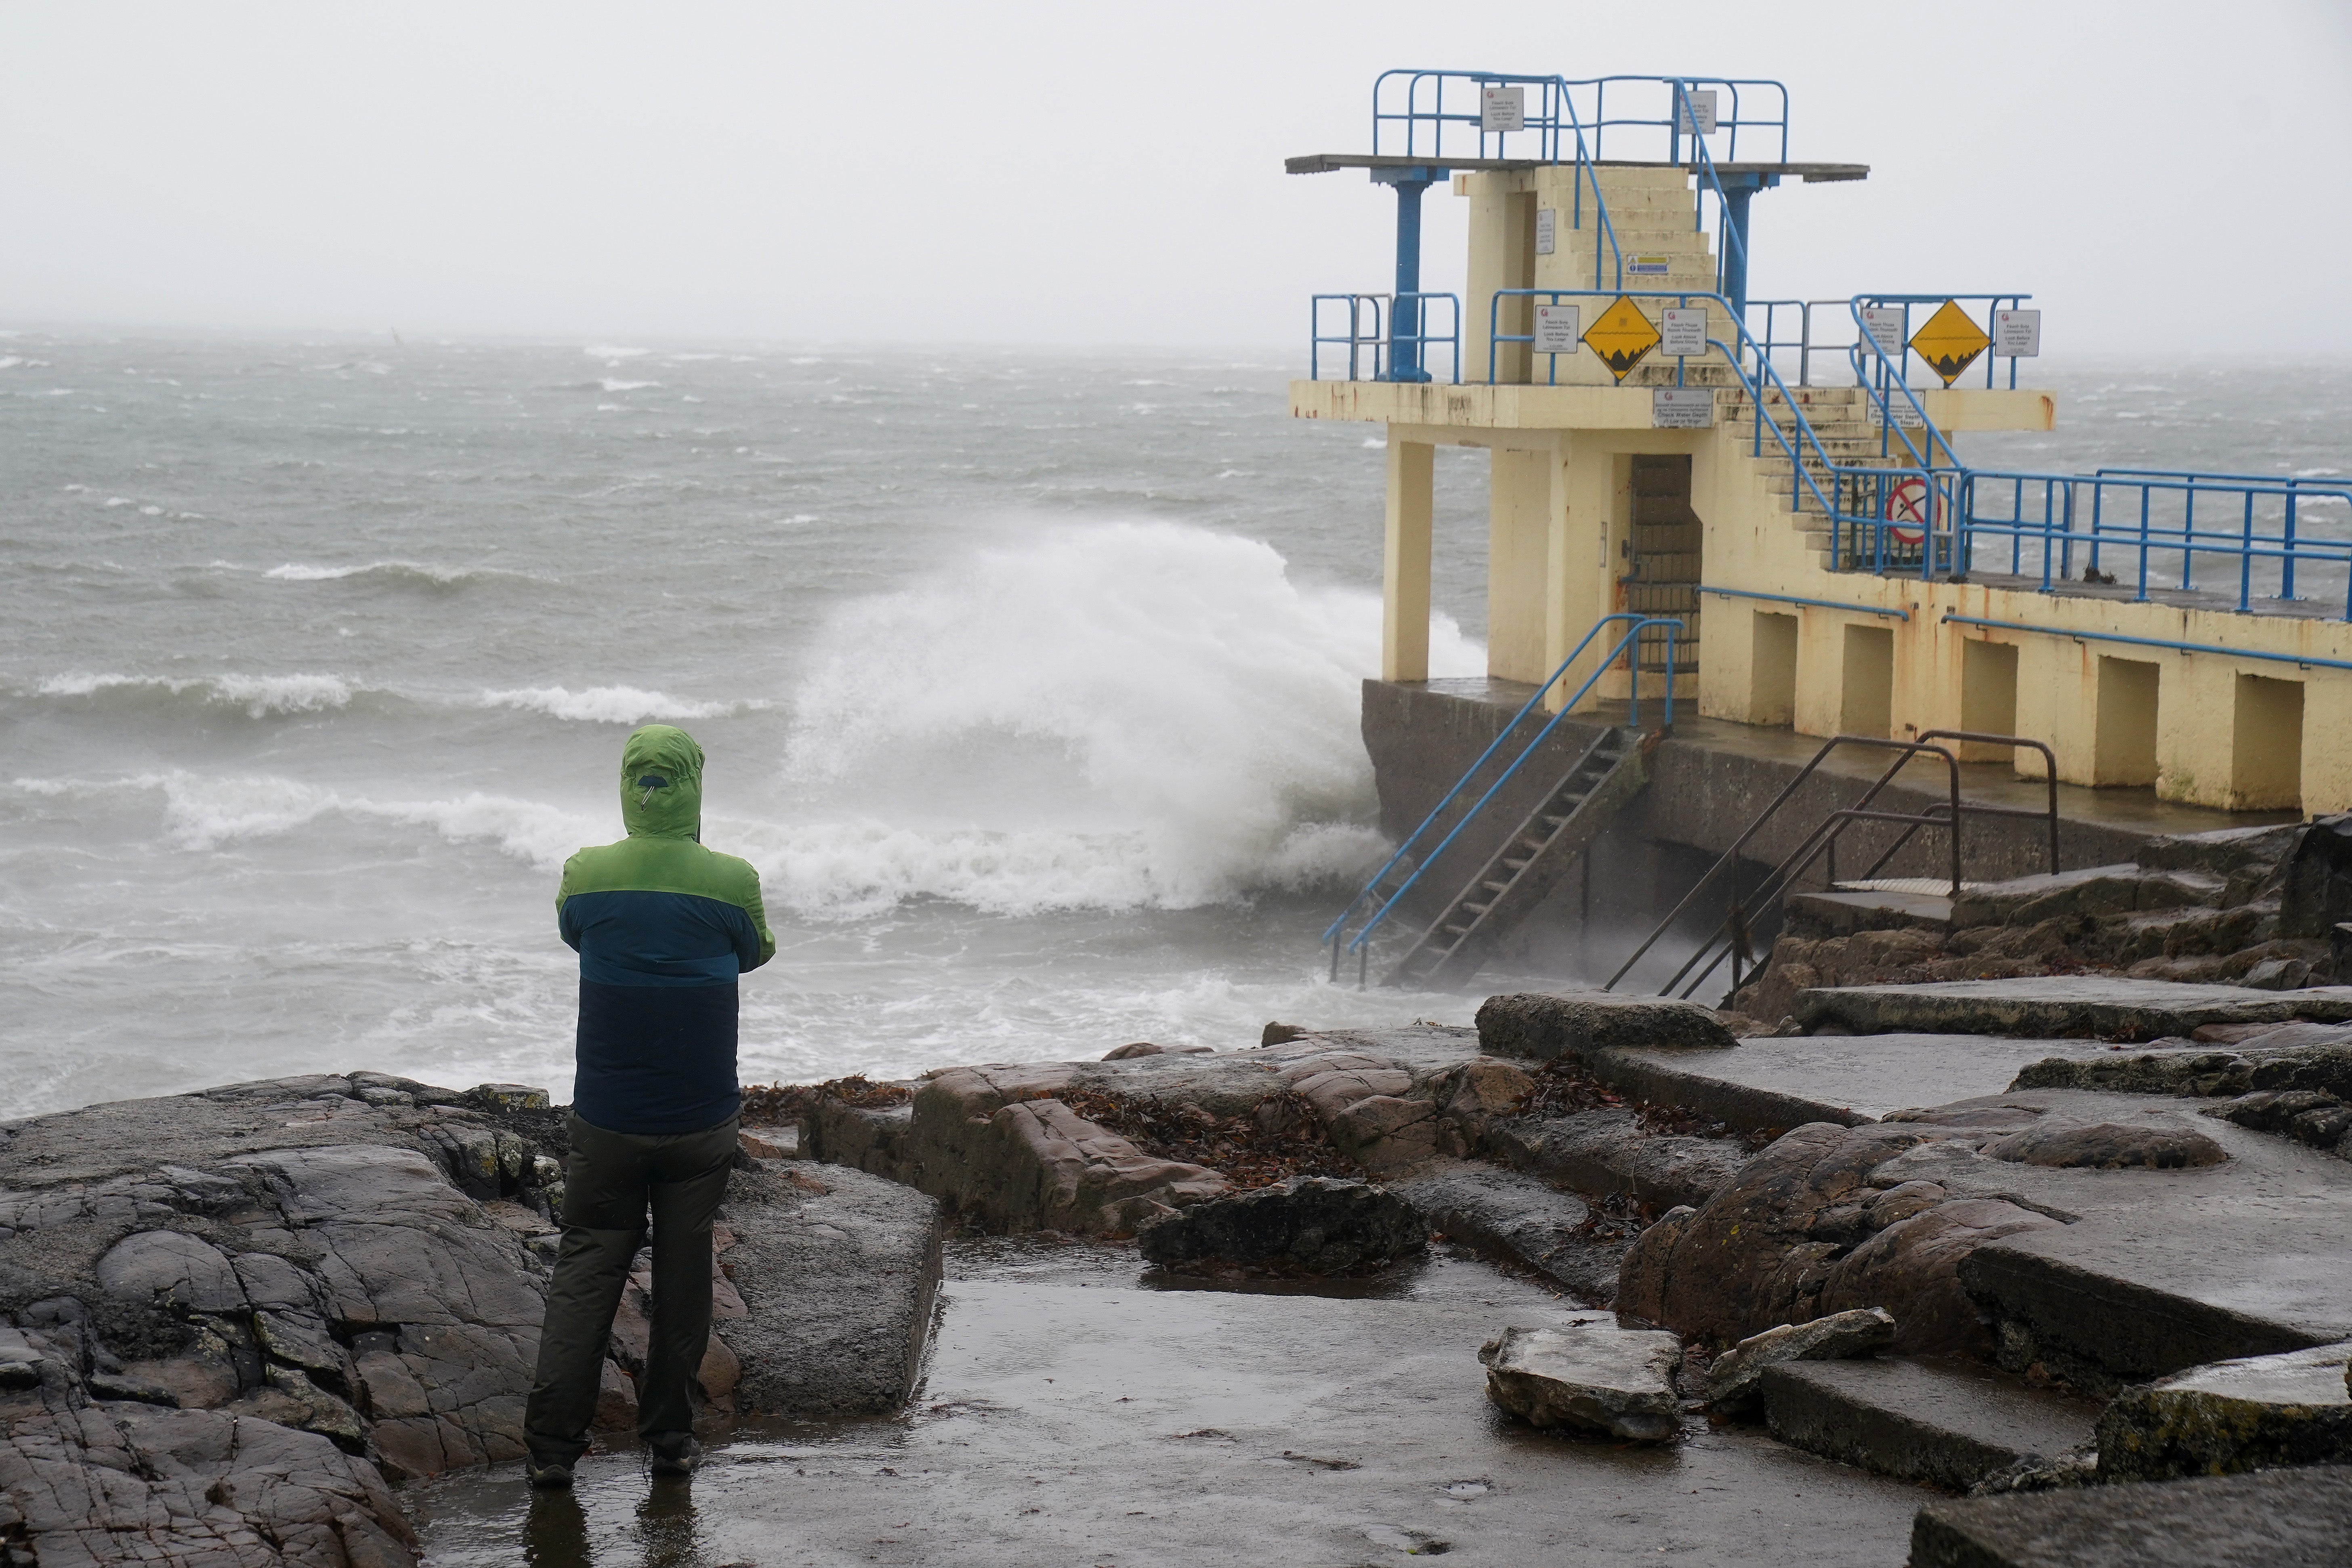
646, 1434, 701, 1477
526, 1461, 574, 1490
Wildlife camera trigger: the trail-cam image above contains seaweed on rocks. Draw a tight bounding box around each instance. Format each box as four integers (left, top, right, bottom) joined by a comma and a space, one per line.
1054, 1087, 1367, 1192
1518, 1059, 1780, 1153
741, 1075, 912, 1123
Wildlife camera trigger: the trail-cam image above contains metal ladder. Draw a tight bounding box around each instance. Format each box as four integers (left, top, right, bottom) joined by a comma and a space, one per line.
1324, 613, 1682, 988
1383, 726, 1645, 989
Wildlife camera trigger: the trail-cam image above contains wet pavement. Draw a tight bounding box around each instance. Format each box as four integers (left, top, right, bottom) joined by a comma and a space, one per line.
410, 1236, 1927, 1567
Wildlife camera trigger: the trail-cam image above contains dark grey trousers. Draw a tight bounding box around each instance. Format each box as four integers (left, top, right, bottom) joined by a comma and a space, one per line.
523, 1110, 737, 1467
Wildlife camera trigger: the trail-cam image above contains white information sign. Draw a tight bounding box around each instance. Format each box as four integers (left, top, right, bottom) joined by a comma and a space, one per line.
1533, 302, 1581, 355
1480, 86, 1525, 134
1993, 308, 2042, 357
1535, 207, 1556, 256
1628, 254, 1671, 277
1860, 306, 1907, 358
1868, 397, 1927, 430
1652, 388, 1716, 428
1661, 307, 1708, 357
1675, 88, 1718, 137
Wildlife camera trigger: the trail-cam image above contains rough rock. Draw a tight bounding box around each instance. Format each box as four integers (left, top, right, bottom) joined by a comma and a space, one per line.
1100, 1041, 1214, 1061
716, 1161, 946, 1417
1478, 1320, 1683, 1442
1910, 1463, 2352, 1568
1812, 1199, 2062, 1357
905, 1068, 1230, 1234
1136, 1178, 1424, 1274
2096, 1340, 2352, 1482
1483, 1110, 1744, 1211
1615, 1120, 1988, 1349
1705, 1306, 1896, 1414
1386, 1164, 1622, 1302
0, 1371, 418, 1567
1796, 976, 2352, 1041
1475, 992, 1737, 1063
1980, 1120, 2229, 1169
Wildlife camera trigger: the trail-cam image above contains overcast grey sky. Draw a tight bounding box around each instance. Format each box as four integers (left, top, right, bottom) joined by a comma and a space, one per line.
4, 0, 2347, 352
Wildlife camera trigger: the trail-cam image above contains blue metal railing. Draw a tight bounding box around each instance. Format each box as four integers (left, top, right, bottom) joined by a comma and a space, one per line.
1371, 71, 1789, 165
1851, 293, 2035, 393
1310, 292, 1461, 384
1323, 614, 1680, 982
1951, 471, 2352, 614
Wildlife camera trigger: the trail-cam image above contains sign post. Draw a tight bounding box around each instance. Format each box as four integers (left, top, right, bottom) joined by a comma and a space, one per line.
1480, 86, 1525, 135
1533, 303, 1581, 357
1660, 307, 1708, 358
1993, 308, 2042, 357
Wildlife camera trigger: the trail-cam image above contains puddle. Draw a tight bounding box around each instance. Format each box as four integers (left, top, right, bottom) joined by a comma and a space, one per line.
408, 1235, 1924, 1566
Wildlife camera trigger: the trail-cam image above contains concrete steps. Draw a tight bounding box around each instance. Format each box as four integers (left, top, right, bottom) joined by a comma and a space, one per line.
1760, 1357, 2100, 1490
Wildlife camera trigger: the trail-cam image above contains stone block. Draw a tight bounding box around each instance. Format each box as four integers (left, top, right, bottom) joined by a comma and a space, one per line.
1476, 991, 1736, 1062
1910, 1463, 2352, 1567
1706, 1307, 1896, 1413
1137, 1177, 1425, 1274
1479, 1320, 1684, 1442
2096, 1340, 2352, 1482
1762, 1357, 2098, 1492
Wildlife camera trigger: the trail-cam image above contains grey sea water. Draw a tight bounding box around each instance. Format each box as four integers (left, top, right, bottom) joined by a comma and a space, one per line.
1, 336, 2343, 1118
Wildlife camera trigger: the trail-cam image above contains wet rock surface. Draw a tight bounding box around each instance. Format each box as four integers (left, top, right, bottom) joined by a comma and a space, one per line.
1910, 1463, 2352, 1568
2096, 1339, 2352, 1481
1796, 976, 2352, 1041
1, 1073, 945, 1566
1476, 991, 1739, 1062
1137, 1177, 1424, 1275
1706, 1306, 1896, 1415
714, 1162, 945, 1417
1387, 1163, 1625, 1302
1761, 1356, 2100, 1492
1478, 1319, 1685, 1442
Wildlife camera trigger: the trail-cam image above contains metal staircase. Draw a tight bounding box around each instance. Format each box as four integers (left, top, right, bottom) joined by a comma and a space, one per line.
1382, 725, 1647, 988
1324, 614, 1682, 989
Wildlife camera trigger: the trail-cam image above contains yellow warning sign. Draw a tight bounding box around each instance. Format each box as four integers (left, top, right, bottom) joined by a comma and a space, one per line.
1582, 295, 1661, 382
1908, 300, 1991, 387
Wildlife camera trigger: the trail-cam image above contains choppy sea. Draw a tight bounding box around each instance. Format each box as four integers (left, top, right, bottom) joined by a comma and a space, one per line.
1, 335, 2343, 1118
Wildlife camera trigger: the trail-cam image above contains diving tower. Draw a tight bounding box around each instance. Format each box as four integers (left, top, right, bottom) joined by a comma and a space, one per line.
1293, 70, 2352, 825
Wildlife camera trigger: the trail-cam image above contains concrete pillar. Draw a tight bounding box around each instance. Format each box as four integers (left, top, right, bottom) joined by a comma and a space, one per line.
1543, 439, 1577, 709
1382, 436, 1434, 682
1487, 447, 1548, 683
2305, 676, 2352, 815
1462, 173, 1533, 386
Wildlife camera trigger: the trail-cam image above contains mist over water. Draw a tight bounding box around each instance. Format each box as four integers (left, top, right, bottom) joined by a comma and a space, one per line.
1, 338, 2338, 1119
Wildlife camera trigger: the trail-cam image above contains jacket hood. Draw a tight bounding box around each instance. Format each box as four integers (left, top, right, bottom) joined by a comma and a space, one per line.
620, 724, 704, 840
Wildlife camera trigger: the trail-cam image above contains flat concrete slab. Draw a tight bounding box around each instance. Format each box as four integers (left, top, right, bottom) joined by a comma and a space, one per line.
1761, 1358, 2099, 1490
1601, 1035, 2129, 1131
1788, 888, 1955, 934
1797, 977, 2352, 1040
1876, 1089, 2352, 1386
409, 1238, 1928, 1566
1910, 1463, 2352, 1567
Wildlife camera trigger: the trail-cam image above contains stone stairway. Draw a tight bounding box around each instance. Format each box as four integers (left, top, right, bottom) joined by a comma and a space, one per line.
1624, 454, 1703, 675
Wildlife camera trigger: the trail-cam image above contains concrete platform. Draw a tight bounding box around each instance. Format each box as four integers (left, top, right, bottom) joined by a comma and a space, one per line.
1760, 1358, 2098, 1491
1598, 1035, 2129, 1131
1910, 1464, 2352, 1568
1875, 1088, 2352, 1387
408, 1238, 1928, 1566
1796, 977, 2352, 1040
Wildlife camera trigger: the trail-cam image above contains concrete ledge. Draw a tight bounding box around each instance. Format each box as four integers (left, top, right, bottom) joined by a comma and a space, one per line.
1761, 1358, 2098, 1491
1910, 1464, 2352, 1568
1797, 977, 2352, 1040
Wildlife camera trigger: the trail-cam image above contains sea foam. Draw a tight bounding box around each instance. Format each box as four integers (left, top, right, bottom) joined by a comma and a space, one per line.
775, 518, 1480, 914
477, 686, 765, 724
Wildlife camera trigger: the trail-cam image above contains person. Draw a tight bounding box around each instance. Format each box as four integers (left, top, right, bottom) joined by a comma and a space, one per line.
523, 724, 775, 1487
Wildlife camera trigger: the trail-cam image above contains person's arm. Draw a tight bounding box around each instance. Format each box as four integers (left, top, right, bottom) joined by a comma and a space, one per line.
556, 857, 583, 953
733, 864, 776, 973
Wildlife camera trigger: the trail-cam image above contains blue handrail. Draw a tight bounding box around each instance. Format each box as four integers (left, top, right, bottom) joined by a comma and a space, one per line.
1323, 614, 1680, 977
1311, 292, 1462, 383
1951, 470, 2352, 615
1944, 613, 2352, 673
